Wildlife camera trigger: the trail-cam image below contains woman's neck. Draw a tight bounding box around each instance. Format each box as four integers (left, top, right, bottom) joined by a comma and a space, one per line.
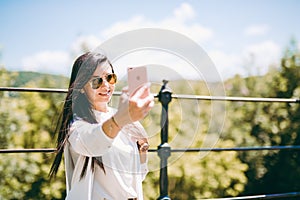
94, 103, 109, 112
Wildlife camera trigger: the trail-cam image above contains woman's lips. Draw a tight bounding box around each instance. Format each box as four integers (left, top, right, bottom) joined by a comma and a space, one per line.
98, 90, 110, 96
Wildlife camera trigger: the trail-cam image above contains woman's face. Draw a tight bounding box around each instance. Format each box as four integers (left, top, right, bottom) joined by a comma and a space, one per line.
83, 64, 116, 111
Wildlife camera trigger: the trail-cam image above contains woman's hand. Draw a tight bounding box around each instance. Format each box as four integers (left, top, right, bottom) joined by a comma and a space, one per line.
137, 138, 149, 152
137, 138, 149, 163
114, 83, 154, 127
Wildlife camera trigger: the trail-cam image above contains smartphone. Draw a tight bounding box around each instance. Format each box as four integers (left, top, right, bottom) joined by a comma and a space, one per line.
128, 66, 148, 96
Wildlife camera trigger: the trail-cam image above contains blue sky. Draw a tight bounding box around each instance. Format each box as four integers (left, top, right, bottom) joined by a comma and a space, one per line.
0, 0, 300, 80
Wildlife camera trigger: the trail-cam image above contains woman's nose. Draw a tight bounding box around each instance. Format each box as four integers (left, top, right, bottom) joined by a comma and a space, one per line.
101, 78, 110, 87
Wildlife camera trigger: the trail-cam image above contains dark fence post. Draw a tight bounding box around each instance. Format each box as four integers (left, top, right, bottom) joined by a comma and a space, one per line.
157, 80, 172, 200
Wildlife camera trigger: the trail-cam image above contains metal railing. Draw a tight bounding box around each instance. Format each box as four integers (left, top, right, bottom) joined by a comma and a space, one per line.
0, 83, 300, 199
1, 86, 299, 103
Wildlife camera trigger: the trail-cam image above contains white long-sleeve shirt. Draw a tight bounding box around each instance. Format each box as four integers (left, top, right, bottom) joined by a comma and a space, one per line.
64, 108, 148, 200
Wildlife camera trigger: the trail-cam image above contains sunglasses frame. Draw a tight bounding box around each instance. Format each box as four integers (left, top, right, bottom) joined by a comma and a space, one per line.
89, 73, 117, 89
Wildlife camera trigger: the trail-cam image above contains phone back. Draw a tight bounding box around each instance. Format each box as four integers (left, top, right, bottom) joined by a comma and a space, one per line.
128, 66, 148, 95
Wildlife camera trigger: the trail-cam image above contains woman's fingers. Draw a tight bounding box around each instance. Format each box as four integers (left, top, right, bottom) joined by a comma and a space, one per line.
131, 83, 154, 108
115, 84, 154, 126
140, 143, 149, 152
137, 139, 149, 152
131, 83, 150, 100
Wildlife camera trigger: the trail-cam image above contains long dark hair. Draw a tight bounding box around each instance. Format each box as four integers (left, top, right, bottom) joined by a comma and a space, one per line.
49, 52, 115, 179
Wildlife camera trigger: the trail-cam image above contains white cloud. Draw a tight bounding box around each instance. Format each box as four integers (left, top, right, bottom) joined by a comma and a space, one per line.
207, 40, 282, 79
208, 50, 243, 79
70, 35, 102, 56
20, 3, 282, 81
21, 3, 215, 78
20, 35, 101, 76
243, 40, 281, 67
173, 3, 196, 22
111, 50, 202, 81
101, 15, 147, 39
101, 3, 214, 44
242, 40, 281, 75
21, 51, 72, 75
96, 3, 216, 81
69, 4, 280, 80
244, 24, 270, 36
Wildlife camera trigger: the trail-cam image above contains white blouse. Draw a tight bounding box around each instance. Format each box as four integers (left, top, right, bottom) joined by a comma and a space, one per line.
64, 108, 148, 200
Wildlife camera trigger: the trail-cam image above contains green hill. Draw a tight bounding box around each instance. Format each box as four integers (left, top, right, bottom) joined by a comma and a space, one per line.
9, 71, 69, 88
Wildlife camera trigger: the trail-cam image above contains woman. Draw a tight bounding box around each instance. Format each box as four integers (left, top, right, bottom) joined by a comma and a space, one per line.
50, 52, 154, 200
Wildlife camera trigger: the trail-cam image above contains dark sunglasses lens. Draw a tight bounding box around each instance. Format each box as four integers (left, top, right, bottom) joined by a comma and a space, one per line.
91, 78, 103, 89
107, 74, 117, 84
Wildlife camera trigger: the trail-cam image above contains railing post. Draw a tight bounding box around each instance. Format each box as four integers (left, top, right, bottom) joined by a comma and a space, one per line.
157, 80, 172, 200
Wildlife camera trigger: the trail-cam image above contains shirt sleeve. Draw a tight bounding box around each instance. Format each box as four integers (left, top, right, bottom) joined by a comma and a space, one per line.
125, 122, 149, 181
140, 162, 149, 181
68, 119, 114, 157
123, 121, 148, 140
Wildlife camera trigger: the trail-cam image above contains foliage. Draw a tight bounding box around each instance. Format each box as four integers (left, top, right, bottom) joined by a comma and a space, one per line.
142, 80, 248, 199
245, 41, 300, 195
222, 40, 300, 196
0, 69, 68, 199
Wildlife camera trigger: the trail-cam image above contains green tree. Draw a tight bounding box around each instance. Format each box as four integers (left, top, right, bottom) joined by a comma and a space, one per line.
248, 40, 300, 194
142, 81, 249, 199
0, 70, 68, 199
222, 39, 300, 196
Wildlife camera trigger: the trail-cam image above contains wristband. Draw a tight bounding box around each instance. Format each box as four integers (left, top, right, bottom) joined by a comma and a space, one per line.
112, 116, 121, 129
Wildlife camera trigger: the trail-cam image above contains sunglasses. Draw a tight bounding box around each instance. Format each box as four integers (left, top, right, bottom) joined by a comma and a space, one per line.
89, 73, 117, 89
